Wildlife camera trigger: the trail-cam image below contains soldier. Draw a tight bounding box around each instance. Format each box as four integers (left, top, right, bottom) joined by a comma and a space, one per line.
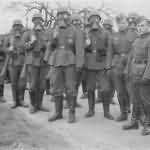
44, 8, 84, 123
84, 12, 114, 120
0, 35, 6, 103
22, 13, 48, 113
96, 19, 116, 105
123, 17, 150, 134
4, 20, 27, 108
71, 13, 84, 107
110, 14, 135, 121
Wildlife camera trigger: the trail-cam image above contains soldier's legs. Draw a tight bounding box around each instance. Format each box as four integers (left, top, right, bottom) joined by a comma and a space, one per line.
36, 66, 48, 112
98, 70, 114, 120
28, 65, 39, 113
65, 65, 77, 123
80, 69, 87, 99
113, 71, 128, 121
85, 70, 96, 118
123, 78, 141, 130
140, 83, 150, 135
0, 84, 6, 103
75, 69, 82, 108
9, 66, 20, 108
48, 67, 64, 121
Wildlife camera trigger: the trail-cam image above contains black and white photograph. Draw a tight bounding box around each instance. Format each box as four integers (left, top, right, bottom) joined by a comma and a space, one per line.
0, 0, 150, 149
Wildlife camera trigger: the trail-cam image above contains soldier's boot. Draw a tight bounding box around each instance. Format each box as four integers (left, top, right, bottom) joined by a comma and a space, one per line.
29, 91, 37, 114
48, 96, 63, 122
37, 90, 49, 112
11, 86, 19, 109
0, 84, 6, 103
46, 79, 50, 95
103, 103, 114, 120
95, 91, 102, 104
122, 119, 139, 130
85, 91, 95, 118
68, 95, 76, 123
18, 89, 28, 108
142, 117, 150, 136
116, 96, 128, 121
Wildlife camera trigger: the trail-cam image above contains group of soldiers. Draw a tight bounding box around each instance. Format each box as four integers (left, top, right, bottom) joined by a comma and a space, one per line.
0, 7, 150, 136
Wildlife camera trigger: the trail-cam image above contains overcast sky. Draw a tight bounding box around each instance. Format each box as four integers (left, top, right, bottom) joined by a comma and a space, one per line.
0, 0, 150, 34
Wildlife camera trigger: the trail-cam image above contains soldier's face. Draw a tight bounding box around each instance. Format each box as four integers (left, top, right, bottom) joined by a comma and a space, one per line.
72, 20, 81, 28
137, 21, 149, 35
89, 16, 100, 24
118, 20, 128, 31
33, 18, 43, 26
57, 12, 69, 21
57, 13, 70, 28
103, 24, 112, 31
13, 24, 23, 38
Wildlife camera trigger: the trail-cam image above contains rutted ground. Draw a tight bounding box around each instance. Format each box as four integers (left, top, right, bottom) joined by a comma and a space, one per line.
1, 84, 150, 150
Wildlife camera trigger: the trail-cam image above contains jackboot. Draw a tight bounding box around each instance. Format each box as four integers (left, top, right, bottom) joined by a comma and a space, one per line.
37, 89, 49, 112
68, 95, 76, 123
85, 91, 95, 118
48, 96, 63, 122
29, 91, 37, 114
0, 84, 6, 103
11, 86, 19, 109
123, 119, 139, 130
103, 103, 114, 120
18, 89, 28, 108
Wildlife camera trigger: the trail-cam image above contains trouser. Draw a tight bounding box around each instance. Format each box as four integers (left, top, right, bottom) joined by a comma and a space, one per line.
85, 69, 112, 112
140, 80, 150, 126
50, 65, 76, 113
28, 65, 47, 108
9, 65, 26, 104
131, 76, 144, 121
109, 68, 129, 114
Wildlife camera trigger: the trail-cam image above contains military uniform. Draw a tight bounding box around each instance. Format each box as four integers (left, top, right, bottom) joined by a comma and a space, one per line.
127, 32, 150, 134
22, 13, 48, 113
45, 8, 84, 123
84, 12, 113, 120
5, 20, 27, 108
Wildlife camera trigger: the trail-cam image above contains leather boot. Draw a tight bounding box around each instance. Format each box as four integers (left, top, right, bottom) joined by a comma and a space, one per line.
18, 89, 28, 108
85, 91, 95, 118
11, 86, 19, 109
48, 96, 63, 122
0, 84, 6, 103
123, 119, 139, 130
29, 91, 37, 114
68, 95, 76, 123
103, 103, 114, 120
37, 89, 49, 112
